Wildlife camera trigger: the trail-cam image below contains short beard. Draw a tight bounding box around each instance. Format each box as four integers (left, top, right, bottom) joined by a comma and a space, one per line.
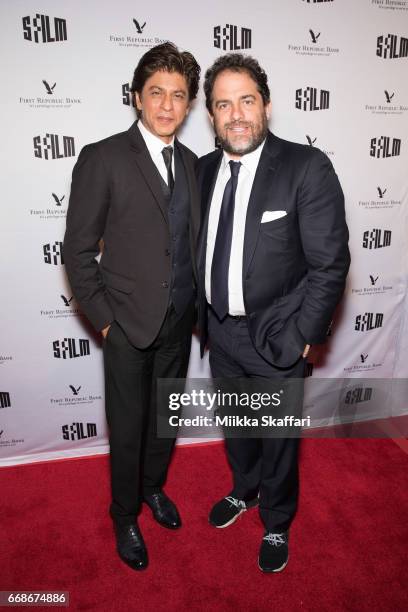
216, 115, 268, 156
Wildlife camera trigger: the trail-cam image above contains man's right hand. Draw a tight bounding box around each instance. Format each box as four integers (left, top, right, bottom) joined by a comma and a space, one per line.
101, 324, 111, 339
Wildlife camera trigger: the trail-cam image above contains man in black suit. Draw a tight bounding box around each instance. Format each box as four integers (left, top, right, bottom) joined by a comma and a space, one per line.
63, 43, 200, 570
197, 54, 350, 572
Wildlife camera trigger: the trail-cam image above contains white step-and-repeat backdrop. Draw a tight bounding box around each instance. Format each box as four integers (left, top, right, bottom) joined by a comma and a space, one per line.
1, 0, 407, 465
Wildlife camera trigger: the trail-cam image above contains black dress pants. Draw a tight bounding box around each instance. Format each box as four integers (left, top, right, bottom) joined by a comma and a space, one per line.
103, 303, 193, 526
208, 310, 306, 533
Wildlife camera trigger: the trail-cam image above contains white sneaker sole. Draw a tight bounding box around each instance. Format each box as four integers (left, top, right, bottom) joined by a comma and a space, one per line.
258, 557, 289, 573
210, 507, 246, 528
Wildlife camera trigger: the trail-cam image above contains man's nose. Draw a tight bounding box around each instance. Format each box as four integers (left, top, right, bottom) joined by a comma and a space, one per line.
230, 102, 244, 121
161, 93, 173, 111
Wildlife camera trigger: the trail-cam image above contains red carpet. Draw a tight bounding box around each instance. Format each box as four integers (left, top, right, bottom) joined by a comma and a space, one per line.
1, 440, 407, 611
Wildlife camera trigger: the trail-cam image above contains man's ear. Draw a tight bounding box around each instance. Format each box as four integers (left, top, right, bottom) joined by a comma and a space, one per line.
265, 101, 272, 120
207, 110, 214, 126
135, 92, 142, 111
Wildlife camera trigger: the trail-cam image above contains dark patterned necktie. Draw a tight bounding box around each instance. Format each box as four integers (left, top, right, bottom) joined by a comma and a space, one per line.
210, 160, 242, 320
161, 146, 174, 193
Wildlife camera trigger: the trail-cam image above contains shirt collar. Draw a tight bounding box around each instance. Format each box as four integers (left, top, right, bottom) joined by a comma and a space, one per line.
137, 120, 175, 159
222, 139, 266, 175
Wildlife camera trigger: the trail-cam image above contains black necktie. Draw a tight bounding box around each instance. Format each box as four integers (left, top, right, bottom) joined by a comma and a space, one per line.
211, 160, 241, 320
161, 146, 174, 193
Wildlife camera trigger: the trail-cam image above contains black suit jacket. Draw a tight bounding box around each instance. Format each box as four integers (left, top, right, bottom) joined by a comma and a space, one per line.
197, 131, 350, 368
63, 120, 200, 348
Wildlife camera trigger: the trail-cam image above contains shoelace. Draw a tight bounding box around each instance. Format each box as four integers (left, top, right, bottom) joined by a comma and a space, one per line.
263, 533, 287, 547
225, 496, 246, 509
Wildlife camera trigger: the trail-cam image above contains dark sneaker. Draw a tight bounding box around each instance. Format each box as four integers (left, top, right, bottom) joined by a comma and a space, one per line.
209, 495, 258, 528
258, 531, 289, 572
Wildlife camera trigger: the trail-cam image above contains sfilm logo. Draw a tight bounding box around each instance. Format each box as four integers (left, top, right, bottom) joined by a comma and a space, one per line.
355, 312, 384, 332
122, 83, 136, 107
362, 229, 391, 249
376, 34, 408, 59
0, 392, 11, 408
370, 136, 401, 158
22, 14, 67, 43
295, 87, 330, 111
43, 242, 64, 265
302, 1, 334, 3
34, 134, 75, 160
53, 338, 90, 359
62, 422, 97, 441
214, 25, 252, 50
344, 387, 372, 405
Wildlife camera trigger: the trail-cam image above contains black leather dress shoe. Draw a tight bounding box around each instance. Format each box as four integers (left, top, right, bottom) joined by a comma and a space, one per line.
144, 492, 181, 529
114, 523, 148, 571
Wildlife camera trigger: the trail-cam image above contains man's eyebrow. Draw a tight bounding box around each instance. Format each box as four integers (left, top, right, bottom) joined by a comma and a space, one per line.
148, 86, 187, 94
215, 94, 256, 105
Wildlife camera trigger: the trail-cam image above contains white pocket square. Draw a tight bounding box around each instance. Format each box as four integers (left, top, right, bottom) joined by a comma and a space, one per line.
261, 210, 287, 223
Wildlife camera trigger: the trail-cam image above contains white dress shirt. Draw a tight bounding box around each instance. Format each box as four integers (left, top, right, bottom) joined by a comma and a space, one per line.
205, 141, 265, 315
137, 120, 175, 184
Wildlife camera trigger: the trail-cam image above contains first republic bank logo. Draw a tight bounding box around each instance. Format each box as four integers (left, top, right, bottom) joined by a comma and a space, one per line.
22, 14, 67, 43
214, 25, 252, 50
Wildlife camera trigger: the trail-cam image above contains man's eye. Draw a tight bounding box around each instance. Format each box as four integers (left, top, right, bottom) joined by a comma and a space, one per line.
174, 93, 185, 99
151, 90, 161, 96
244, 99, 253, 105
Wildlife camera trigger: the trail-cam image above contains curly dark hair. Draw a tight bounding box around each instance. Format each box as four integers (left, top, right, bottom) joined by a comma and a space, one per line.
131, 42, 200, 105
204, 53, 270, 114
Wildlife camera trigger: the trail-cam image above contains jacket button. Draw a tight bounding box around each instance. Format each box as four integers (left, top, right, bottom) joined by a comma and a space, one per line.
162, 281, 169, 288
165, 249, 171, 256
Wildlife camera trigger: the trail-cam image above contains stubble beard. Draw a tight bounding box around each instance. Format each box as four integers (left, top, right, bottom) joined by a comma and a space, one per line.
215, 114, 268, 157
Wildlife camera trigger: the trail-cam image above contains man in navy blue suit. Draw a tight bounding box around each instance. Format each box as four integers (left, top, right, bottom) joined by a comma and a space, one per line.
197, 53, 350, 572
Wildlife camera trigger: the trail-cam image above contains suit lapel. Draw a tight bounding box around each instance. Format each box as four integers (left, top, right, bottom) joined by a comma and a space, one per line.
127, 121, 168, 223
197, 151, 223, 279
175, 139, 200, 280
243, 133, 282, 277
